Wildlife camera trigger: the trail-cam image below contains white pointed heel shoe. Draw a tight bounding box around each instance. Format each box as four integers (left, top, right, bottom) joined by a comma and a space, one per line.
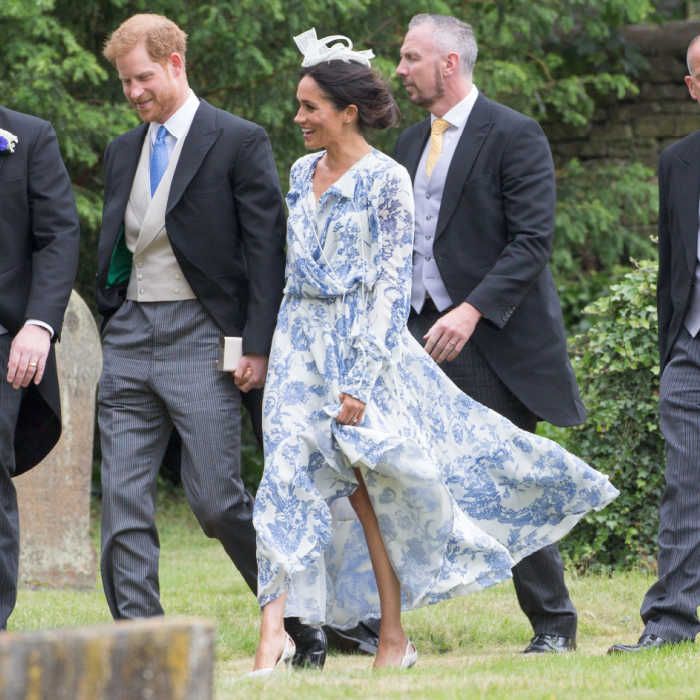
246, 633, 296, 678
400, 640, 418, 669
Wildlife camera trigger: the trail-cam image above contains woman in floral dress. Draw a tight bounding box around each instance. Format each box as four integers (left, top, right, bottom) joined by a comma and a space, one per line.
249, 30, 618, 674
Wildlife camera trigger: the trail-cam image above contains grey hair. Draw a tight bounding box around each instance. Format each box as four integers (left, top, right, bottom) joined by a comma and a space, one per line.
408, 13, 478, 74
688, 34, 700, 74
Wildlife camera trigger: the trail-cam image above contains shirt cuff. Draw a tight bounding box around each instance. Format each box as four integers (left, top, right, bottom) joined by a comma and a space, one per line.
25, 319, 54, 338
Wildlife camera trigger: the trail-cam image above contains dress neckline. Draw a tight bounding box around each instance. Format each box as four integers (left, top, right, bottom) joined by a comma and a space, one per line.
310, 148, 374, 204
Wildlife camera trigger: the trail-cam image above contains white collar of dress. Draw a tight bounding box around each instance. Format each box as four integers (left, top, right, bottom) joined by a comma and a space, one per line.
305, 150, 371, 201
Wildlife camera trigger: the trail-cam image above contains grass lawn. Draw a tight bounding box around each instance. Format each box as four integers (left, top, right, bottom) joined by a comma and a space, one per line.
11, 493, 697, 699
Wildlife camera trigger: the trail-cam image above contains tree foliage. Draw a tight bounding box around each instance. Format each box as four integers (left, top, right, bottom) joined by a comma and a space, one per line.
554, 160, 658, 330
2, 1, 669, 543
1, 0, 657, 312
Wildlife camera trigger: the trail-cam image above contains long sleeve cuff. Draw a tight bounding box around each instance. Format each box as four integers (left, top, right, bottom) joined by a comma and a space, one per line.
25, 319, 54, 339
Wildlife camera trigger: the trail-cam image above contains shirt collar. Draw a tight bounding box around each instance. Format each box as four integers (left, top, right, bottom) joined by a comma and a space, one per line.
431, 85, 479, 130
149, 90, 200, 143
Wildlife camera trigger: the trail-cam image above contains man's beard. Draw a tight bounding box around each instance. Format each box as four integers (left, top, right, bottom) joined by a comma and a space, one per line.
412, 64, 445, 108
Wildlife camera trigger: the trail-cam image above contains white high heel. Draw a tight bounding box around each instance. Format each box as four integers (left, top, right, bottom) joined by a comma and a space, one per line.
246, 633, 296, 678
400, 640, 418, 669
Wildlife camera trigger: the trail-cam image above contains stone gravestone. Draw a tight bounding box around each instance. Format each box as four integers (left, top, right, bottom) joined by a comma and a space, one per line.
0, 617, 215, 699
15, 290, 101, 588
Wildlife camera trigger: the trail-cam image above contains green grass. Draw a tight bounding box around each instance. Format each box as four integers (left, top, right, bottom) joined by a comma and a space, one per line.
11, 494, 697, 699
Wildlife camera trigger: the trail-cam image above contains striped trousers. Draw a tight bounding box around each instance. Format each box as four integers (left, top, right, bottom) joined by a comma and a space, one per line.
98, 300, 257, 619
642, 327, 700, 641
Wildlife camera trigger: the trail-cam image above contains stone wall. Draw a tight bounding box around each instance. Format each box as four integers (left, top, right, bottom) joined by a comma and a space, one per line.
546, 20, 700, 167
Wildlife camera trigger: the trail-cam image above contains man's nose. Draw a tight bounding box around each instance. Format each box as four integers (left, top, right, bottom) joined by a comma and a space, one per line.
128, 84, 144, 100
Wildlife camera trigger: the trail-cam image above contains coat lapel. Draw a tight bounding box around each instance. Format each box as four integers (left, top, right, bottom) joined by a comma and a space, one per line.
435, 94, 494, 240
0, 107, 9, 178
403, 120, 430, 182
134, 133, 187, 255
100, 124, 147, 265
674, 133, 700, 274
166, 100, 219, 214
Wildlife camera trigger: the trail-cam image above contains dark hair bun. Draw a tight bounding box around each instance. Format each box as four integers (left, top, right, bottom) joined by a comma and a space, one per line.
301, 61, 400, 131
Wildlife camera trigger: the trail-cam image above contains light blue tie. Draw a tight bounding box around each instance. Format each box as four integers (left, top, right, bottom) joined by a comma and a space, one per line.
150, 125, 169, 197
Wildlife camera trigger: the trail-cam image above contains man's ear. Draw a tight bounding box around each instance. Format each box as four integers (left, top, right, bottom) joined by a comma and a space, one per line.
168, 52, 184, 76
444, 51, 460, 77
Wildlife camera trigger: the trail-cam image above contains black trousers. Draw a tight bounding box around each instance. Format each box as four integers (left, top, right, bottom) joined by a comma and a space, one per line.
408, 306, 577, 637
0, 335, 22, 630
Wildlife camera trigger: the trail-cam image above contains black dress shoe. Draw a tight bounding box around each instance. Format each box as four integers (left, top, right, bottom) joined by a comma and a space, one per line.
523, 633, 576, 654
607, 633, 682, 654
324, 618, 380, 655
283, 617, 327, 669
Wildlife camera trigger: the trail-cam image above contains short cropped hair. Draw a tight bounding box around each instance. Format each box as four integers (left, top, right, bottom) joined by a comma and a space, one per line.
103, 13, 187, 65
687, 34, 700, 74
409, 14, 478, 74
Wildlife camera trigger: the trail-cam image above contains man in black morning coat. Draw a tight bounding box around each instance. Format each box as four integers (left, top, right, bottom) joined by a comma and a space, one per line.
609, 33, 700, 655
0, 106, 79, 629
394, 14, 585, 654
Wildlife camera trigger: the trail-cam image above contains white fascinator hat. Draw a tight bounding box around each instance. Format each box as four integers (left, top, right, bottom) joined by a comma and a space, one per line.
293, 28, 375, 68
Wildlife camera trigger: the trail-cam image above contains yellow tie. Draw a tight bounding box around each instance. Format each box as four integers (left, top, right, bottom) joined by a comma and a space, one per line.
425, 118, 451, 177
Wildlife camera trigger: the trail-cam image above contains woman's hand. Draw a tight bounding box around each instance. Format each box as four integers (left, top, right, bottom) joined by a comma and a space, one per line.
337, 393, 366, 426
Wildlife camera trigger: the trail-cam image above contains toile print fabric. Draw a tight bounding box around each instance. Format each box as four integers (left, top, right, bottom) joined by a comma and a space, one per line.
253, 148, 618, 628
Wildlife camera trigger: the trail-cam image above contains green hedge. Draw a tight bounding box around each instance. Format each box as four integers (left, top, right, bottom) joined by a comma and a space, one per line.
543, 259, 664, 570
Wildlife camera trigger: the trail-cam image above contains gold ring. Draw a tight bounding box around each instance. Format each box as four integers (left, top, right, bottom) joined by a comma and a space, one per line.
28, 362, 38, 368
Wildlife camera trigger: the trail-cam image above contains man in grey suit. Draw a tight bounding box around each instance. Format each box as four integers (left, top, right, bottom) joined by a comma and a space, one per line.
0, 107, 79, 629
96, 13, 326, 665
609, 34, 700, 654
394, 14, 586, 653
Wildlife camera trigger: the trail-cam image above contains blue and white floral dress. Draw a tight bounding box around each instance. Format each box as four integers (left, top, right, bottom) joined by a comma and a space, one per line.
253, 149, 617, 628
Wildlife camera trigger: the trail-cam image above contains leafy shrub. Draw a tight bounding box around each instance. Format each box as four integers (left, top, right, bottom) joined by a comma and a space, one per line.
553, 160, 657, 332
542, 259, 664, 571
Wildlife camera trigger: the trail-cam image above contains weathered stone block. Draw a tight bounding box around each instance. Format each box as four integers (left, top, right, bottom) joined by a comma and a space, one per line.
623, 21, 700, 55
0, 617, 214, 700
634, 115, 678, 138
579, 140, 610, 158
645, 55, 688, 81
594, 123, 634, 141
639, 83, 689, 100
674, 114, 700, 136
551, 141, 588, 161
543, 122, 590, 141
611, 103, 653, 121
657, 99, 700, 114
15, 291, 101, 589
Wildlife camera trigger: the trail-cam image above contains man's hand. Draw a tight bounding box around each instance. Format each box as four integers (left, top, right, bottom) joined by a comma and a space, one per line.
7, 324, 52, 389
423, 302, 482, 363
233, 354, 268, 393
337, 393, 366, 426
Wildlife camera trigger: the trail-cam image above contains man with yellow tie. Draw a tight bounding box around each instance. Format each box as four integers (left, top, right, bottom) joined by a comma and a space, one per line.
394, 13, 586, 654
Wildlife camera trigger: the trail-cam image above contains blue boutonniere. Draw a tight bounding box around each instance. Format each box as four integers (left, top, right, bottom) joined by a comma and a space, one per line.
0, 128, 18, 154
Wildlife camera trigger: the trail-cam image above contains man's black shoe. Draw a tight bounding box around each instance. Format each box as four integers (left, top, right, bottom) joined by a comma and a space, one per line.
607, 633, 684, 654
284, 617, 327, 669
523, 633, 576, 654
324, 618, 380, 655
